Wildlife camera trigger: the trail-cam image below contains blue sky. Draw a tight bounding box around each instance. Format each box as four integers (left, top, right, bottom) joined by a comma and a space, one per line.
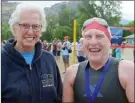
10, 1, 134, 20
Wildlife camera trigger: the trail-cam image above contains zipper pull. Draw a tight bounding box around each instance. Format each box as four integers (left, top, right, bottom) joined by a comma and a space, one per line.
29, 65, 32, 70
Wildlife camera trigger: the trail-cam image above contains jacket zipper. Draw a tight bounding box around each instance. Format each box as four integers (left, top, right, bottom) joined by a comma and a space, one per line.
30, 65, 32, 70
29, 65, 34, 103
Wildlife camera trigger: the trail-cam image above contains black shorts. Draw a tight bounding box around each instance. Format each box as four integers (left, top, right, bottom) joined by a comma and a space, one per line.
53, 50, 57, 56
57, 51, 61, 56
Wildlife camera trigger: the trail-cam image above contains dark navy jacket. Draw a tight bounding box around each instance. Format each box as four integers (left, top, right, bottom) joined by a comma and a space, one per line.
1, 39, 62, 103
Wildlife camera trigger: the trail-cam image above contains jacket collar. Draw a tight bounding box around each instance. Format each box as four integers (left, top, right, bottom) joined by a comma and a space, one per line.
2, 38, 42, 65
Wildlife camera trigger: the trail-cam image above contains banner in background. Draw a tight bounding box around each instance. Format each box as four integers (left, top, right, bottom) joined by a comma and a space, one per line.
110, 27, 123, 44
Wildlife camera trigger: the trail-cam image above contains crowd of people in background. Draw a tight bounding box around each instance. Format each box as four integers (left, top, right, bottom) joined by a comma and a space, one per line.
111, 41, 126, 60
41, 36, 73, 73
41, 36, 87, 64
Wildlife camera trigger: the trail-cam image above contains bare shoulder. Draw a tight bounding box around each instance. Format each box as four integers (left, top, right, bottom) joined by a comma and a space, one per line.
118, 60, 134, 89
63, 64, 79, 87
66, 64, 79, 74
119, 60, 134, 68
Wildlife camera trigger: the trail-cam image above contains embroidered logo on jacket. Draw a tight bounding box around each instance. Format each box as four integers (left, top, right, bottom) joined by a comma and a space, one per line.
41, 73, 54, 87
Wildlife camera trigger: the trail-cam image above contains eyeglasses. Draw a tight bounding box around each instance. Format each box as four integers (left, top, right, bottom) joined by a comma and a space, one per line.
82, 17, 109, 31
17, 23, 42, 31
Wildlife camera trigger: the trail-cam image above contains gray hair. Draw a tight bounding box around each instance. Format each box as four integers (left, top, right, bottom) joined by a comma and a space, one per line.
8, 3, 46, 34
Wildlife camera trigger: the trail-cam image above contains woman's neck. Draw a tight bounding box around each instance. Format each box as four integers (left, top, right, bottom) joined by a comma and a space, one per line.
15, 43, 34, 52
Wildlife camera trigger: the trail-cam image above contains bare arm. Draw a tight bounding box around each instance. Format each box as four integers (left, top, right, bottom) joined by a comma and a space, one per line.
51, 45, 53, 52
118, 60, 134, 102
62, 64, 78, 102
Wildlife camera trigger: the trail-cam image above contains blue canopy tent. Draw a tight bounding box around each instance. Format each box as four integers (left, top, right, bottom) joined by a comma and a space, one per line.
110, 27, 123, 44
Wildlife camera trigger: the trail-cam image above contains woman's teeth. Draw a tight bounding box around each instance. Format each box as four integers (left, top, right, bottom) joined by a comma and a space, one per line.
89, 48, 100, 52
25, 37, 34, 40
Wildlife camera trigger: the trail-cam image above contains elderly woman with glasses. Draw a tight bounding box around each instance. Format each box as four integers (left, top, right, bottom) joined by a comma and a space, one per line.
1, 3, 62, 103
63, 17, 134, 103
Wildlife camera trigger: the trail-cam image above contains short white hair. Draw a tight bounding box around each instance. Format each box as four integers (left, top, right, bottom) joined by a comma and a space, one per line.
8, 3, 46, 33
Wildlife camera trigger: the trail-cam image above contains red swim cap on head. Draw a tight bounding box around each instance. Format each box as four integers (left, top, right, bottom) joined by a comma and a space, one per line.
84, 21, 111, 41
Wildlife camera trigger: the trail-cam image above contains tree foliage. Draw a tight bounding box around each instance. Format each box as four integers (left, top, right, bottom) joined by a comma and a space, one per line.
2, 1, 128, 42
76, 1, 122, 29
118, 20, 134, 37
123, 20, 134, 37
1, 23, 12, 40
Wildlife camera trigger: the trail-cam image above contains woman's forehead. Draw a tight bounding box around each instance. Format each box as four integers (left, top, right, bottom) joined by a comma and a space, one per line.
19, 9, 40, 20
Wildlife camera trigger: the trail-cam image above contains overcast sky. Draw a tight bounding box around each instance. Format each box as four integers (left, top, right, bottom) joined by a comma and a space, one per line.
10, 1, 134, 20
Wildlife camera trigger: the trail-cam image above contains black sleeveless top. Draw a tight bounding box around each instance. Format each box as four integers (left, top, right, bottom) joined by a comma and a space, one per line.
73, 57, 128, 103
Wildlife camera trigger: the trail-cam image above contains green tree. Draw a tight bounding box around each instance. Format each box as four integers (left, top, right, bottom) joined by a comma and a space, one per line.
123, 30, 133, 37
1, 23, 12, 40
122, 20, 134, 37
40, 30, 53, 42
95, 1, 122, 26
125, 20, 134, 27
77, 1, 122, 31
52, 26, 72, 41
44, 14, 59, 42
58, 8, 72, 26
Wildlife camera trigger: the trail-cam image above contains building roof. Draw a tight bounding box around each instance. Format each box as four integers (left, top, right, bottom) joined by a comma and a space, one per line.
124, 34, 134, 39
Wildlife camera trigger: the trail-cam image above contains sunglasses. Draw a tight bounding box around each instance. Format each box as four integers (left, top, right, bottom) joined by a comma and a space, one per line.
82, 17, 109, 31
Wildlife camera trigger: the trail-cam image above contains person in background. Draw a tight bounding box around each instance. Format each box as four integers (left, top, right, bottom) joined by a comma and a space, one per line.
115, 43, 122, 60
133, 48, 135, 63
47, 43, 52, 53
121, 40, 126, 59
1, 3, 62, 103
41, 39, 48, 50
1, 40, 6, 47
62, 36, 71, 73
63, 17, 134, 103
112, 48, 116, 57
52, 39, 57, 57
56, 39, 62, 62
76, 38, 86, 62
